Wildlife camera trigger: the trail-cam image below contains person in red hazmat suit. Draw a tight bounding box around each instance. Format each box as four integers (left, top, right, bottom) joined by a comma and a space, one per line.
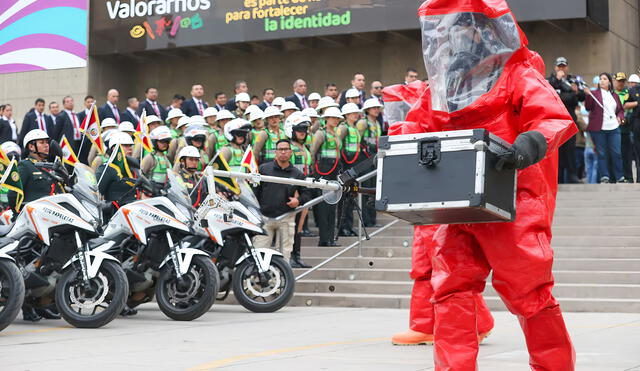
387, 0, 578, 369
384, 82, 495, 346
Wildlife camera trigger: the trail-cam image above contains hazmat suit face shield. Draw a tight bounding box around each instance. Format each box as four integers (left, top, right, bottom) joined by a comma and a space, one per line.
421, 12, 521, 113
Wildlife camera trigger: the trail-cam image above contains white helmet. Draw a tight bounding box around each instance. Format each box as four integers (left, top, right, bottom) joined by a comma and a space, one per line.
187, 115, 207, 127
629, 74, 640, 84
166, 108, 185, 121
249, 109, 265, 122
119, 121, 135, 133
224, 118, 252, 142
362, 97, 384, 111
215, 109, 235, 122
23, 129, 49, 148
176, 116, 190, 129
245, 105, 261, 117
322, 106, 344, 119
202, 107, 218, 118
101, 117, 118, 129
280, 101, 299, 112
317, 96, 339, 111
150, 126, 172, 141
284, 112, 311, 138
308, 92, 321, 101
341, 103, 362, 116
145, 115, 162, 125
235, 92, 251, 103
1, 141, 21, 157
345, 88, 360, 99
272, 97, 286, 106
184, 126, 208, 145
263, 106, 283, 118
177, 145, 201, 161
302, 108, 319, 118
109, 131, 134, 148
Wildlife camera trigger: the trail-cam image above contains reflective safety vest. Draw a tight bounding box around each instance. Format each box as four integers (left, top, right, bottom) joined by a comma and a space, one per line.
251, 129, 263, 147
362, 118, 381, 156
198, 149, 210, 171
0, 187, 8, 204
315, 129, 340, 176
291, 142, 312, 175
151, 152, 170, 184
214, 130, 228, 153
228, 146, 245, 172
341, 124, 361, 163
263, 129, 287, 163
170, 128, 180, 139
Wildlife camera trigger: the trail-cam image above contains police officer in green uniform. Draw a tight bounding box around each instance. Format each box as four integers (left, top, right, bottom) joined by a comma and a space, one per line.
0, 142, 21, 211
166, 108, 185, 139
248, 108, 266, 147
141, 126, 172, 190
18, 129, 64, 321
285, 112, 313, 268
176, 145, 207, 207
219, 118, 250, 172
336, 103, 367, 237
97, 132, 139, 213
310, 107, 343, 247
167, 116, 190, 163
361, 98, 383, 227
206, 109, 234, 160
234, 93, 251, 119
174, 125, 209, 172
254, 106, 287, 164
202, 107, 218, 135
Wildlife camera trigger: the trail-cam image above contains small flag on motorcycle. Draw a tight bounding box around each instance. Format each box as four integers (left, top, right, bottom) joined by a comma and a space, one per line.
211, 154, 240, 194
60, 135, 79, 167
80, 103, 105, 154
241, 145, 258, 174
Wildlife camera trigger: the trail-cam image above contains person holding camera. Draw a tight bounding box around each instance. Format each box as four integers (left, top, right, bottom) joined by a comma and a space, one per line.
547, 57, 585, 183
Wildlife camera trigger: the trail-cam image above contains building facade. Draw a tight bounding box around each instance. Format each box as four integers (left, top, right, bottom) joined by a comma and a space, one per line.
1, 0, 639, 123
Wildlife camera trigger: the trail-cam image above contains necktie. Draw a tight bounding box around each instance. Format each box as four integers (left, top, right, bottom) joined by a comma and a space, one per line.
152, 101, 160, 116
72, 112, 80, 140
301, 96, 307, 109
38, 113, 45, 131
197, 100, 204, 115
112, 104, 120, 123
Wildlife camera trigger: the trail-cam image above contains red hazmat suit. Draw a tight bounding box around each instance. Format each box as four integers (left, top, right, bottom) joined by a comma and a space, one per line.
391, 0, 577, 369
384, 82, 495, 342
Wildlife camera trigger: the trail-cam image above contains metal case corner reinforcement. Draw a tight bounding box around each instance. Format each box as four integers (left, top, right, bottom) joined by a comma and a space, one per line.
374, 129, 517, 225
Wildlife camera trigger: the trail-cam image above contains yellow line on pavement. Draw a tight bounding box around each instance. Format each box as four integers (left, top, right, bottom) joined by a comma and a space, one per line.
0, 325, 72, 336
188, 336, 389, 370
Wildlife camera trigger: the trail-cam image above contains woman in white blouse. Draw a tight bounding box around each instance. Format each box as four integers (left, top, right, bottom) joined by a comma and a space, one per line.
584, 73, 625, 183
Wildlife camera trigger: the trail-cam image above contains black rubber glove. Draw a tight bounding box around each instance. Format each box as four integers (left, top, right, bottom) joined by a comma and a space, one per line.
495, 131, 548, 171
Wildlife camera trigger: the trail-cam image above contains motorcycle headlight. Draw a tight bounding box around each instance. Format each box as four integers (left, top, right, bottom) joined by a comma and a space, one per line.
81, 200, 101, 222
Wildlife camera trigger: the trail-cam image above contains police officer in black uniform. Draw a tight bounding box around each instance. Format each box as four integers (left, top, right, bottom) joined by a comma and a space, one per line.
18, 129, 63, 321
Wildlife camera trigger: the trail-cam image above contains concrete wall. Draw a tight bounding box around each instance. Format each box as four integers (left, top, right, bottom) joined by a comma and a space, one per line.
0, 67, 88, 128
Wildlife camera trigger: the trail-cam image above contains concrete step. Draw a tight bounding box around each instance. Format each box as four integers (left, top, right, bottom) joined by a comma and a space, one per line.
551, 226, 640, 237
554, 207, 640, 217
301, 256, 640, 272
557, 184, 640, 192
554, 247, 640, 259
301, 246, 412, 258
552, 236, 640, 247
551, 216, 640, 226
290, 293, 640, 313
555, 199, 640, 207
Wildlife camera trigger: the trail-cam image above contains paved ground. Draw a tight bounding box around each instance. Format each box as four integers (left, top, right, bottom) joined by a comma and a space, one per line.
0, 305, 639, 370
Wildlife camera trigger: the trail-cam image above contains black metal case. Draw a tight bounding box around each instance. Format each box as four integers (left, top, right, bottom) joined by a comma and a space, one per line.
375, 129, 516, 225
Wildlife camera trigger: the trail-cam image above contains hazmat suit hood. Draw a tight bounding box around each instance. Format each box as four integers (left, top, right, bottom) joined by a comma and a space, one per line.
419, 0, 528, 113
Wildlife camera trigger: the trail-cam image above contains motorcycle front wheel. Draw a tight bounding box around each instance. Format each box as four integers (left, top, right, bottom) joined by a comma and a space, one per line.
155, 255, 219, 321
55, 260, 129, 328
232, 256, 295, 313
0, 260, 25, 331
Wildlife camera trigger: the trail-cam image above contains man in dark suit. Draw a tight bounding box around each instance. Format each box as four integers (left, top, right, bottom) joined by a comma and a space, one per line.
257, 88, 275, 111
76, 95, 95, 124
285, 80, 310, 110
224, 80, 248, 111
19, 98, 57, 148
55, 96, 82, 152
0, 112, 12, 144
213, 92, 227, 111
181, 84, 208, 116
75, 95, 95, 165
137, 87, 167, 121
98, 89, 122, 123
369, 80, 386, 129
338, 73, 367, 107
122, 97, 140, 124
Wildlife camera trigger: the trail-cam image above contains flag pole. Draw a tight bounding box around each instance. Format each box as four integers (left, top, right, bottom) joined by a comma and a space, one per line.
188, 153, 219, 197
96, 145, 119, 189
72, 102, 97, 176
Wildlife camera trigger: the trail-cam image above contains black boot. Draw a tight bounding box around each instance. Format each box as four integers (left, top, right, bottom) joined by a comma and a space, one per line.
120, 305, 138, 316
22, 305, 42, 322
289, 254, 312, 269
36, 305, 61, 320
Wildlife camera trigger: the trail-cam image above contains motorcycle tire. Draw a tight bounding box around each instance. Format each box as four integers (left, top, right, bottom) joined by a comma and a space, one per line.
232, 256, 295, 313
155, 255, 218, 321
0, 260, 25, 332
55, 260, 129, 328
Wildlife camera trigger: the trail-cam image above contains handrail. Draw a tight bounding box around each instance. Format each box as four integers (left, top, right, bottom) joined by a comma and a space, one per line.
295, 219, 399, 281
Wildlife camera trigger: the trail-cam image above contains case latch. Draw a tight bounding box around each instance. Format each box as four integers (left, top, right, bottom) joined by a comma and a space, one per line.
418, 137, 441, 167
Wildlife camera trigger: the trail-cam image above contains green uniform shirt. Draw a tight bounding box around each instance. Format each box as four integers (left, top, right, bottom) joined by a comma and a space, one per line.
18, 158, 60, 203
96, 163, 137, 204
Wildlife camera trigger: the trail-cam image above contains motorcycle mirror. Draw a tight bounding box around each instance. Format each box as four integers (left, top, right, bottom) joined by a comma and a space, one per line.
322, 189, 342, 205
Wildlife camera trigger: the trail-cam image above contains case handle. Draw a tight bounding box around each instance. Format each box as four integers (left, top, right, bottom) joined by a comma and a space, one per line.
418, 137, 441, 167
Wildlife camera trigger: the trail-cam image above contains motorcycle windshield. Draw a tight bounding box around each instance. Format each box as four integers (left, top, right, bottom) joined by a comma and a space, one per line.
167, 170, 194, 215
421, 12, 520, 113
74, 164, 100, 204
237, 180, 259, 210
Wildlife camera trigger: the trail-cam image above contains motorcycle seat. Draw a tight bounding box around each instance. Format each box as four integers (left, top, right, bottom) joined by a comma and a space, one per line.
0, 223, 13, 237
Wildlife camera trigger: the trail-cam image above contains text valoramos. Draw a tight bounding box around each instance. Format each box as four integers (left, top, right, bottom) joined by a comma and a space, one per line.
106, 0, 211, 20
